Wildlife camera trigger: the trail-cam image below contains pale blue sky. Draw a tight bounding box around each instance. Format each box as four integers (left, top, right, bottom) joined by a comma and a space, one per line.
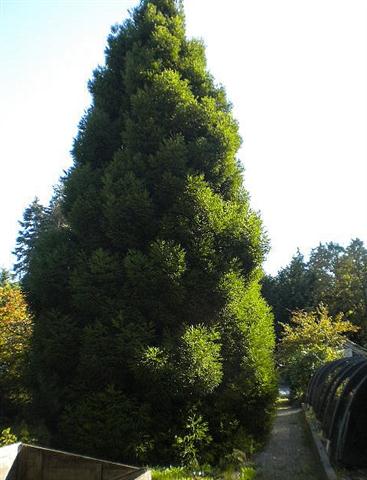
1, 0, 366, 274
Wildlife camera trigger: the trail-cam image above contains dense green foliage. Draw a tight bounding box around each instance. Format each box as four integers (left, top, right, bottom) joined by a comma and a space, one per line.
263, 239, 367, 342
16, 0, 276, 465
278, 306, 358, 398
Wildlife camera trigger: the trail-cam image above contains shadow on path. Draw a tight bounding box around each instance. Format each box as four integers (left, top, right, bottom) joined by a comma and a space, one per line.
255, 390, 323, 480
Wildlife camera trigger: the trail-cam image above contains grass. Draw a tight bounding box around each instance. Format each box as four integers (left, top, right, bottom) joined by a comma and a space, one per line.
151, 465, 256, 479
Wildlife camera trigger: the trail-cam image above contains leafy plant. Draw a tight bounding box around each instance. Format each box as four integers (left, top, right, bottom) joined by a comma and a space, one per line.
278, 305, 358, 398
174, 410, 212, 469
0, 428, 18, 447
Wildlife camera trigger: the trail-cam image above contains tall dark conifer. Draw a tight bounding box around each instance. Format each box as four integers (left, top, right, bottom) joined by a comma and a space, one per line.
13, 198, 46, 279
20, 0, 276, 465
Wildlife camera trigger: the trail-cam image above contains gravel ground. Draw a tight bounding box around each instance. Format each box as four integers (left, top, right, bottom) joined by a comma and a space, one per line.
255, 396, 324, 480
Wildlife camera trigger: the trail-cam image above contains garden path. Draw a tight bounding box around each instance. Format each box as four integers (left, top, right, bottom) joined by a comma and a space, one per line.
255, 389, 323, 480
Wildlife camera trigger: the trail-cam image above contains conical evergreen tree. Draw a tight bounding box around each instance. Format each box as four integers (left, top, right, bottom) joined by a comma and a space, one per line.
20, 0, 276, 465
13, 198, 46, 279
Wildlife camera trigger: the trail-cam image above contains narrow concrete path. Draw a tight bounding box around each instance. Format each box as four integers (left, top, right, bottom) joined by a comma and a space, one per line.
255, 390, 324, 480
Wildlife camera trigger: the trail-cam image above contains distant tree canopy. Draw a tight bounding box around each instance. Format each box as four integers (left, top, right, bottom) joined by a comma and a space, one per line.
15, 0, 276, 465
263, 239, 367, 343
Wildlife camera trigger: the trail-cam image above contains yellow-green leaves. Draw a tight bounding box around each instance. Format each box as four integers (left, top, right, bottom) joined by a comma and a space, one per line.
0, 428, 18, 447
178, 324, 223, 395
0, 282, 33, 407
278, 305, 358, 398
279, 305, 358, 355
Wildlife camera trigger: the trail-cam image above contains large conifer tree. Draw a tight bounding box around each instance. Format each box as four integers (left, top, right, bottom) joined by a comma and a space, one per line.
21, 0, 276, 465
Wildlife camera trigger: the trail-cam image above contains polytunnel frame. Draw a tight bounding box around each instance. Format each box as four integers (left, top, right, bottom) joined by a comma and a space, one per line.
333, 373, 367, 466
318, 357, 363, 425
324, 359, 367, 441
307, 356, 367, 468
313, 358, 356, 419
328, 362, 367, 462
306, 358, 345, 411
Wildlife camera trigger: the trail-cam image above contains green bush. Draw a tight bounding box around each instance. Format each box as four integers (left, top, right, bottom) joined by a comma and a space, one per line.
278, 305, 358, 398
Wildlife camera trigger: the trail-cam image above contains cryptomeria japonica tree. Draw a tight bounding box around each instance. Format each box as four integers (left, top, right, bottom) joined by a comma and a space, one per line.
18, 0, 276, 465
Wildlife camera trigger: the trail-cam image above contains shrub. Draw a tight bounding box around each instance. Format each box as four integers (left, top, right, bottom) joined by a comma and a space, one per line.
278, 305, 358, 398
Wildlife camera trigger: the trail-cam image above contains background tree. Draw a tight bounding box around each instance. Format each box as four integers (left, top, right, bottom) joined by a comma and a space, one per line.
264, 239, 367, 343
17, 0, 276, 465
308, 242, 344, 308
13, 198, 46, 279
262, 250, 314, 337
333, 239, 367, 341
